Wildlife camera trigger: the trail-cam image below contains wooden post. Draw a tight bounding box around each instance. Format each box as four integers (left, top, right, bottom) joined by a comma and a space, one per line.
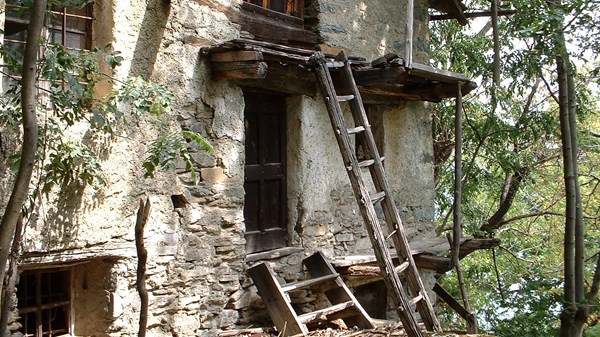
491, 0, 501, 86
453, 82, 478, 334
135, 197, 151, 337
405, 0, 414, 68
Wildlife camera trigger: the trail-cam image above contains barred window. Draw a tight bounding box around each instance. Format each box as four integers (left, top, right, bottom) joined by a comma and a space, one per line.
17, 269, 71, 337
4, 1, 93, 52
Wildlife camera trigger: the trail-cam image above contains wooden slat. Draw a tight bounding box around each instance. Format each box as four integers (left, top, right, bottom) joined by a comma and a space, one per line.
280, 273, 340, 293
370, 191, 386, 204
337, 95, 355, 102
408, 292, 423, 307
347, 126, 365, 134
395, 261, 410, 275
297, 301, 355, 324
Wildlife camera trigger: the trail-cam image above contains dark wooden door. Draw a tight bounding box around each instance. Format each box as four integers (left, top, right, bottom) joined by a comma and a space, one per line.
244, 92, 287, 253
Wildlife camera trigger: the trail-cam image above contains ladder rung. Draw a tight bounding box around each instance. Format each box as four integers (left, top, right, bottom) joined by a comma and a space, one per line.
337, 95, 355, 102
326, 60, 345, 69
297, 301, 356, 324
358, 159, 375, 168
408, 293, 423, 307
395, 261, 410, 275
347, 126, 365, 135
370, 191, 386, 204
280, 273, 340, 293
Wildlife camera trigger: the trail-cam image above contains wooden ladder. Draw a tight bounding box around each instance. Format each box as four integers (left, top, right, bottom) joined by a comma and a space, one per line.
249, 251, 373, 336
310, 51, 442, 337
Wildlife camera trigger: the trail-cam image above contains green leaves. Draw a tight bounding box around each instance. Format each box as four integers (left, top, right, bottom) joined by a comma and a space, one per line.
143, 131, 213, 185
43, 140, 106, 192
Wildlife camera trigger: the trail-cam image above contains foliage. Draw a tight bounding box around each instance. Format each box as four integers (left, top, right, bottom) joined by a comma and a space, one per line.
0, 1, 212, 213
430, 0, 600, 335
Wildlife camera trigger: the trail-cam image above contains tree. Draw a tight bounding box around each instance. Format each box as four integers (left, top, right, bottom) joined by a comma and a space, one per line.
430, 0, 600, 335
0, 0, 212, 333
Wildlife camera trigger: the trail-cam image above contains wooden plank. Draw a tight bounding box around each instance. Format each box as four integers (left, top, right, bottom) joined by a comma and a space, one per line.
432, 282, 472, 321
408, 62, 470, 83
280, 273, 340, 293
353, 66, 412, 86
297, 301, 355, 324
237, 9, 317, 49
212, 61, 268, 80
210, 50, 263, 62
248, 263, 308, 336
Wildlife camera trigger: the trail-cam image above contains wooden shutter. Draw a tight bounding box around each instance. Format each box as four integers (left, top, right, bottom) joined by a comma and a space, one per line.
244, 92, 288, 253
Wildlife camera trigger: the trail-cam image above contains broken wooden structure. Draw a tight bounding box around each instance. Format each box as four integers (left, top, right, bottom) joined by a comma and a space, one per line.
206, 0, 496, 336
248, 252, 373, 336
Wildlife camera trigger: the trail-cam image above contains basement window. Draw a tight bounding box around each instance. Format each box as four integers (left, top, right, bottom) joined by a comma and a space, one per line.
17, 269, 71, 337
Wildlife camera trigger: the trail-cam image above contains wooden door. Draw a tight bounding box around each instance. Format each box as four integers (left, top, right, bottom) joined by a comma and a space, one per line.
244, 92, 287, 253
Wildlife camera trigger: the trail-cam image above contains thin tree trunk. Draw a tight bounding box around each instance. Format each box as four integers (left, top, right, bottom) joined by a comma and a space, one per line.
0, 215, 24, 337
0, 0, 46, 300
135, 197, 151, 337
556, 54, 581, 337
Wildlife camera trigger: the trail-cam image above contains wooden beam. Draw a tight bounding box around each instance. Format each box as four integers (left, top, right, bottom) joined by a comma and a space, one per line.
211, 61, 268, 80
430, 9, 516, 21
210, 50, 263, 62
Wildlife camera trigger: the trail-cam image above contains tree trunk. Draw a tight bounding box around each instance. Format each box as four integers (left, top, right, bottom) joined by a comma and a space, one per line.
0, 215, 24, 336
135, 197, 151, 337
0, 0, 46, 300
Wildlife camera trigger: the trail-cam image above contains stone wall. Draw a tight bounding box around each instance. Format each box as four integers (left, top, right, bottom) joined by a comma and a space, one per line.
0, 0, 437, 335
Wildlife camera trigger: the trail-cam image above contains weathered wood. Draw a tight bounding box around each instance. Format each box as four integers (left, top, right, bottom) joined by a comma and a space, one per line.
430, 9, 516, 21
237, 62, 316, 96
210, 50, 263, 62
248, 262, 308, 336
238, 4, 317, 48
245, 246, 304, 263
240, 2, 304, 27
280, 273, 340, 293
405, 0, 414, 67
408, 62, 470, 83
304, 252, 374, 330
297, 301, 356, 324
135, 197, 151, 337
312, 52, 438, 336
428, 0, 468, 25
212, 61, 268, 80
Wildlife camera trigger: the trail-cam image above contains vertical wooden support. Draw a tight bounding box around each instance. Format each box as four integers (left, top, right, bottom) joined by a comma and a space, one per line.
491, 0, 501, 86
452, 82, 478, 334
405, 0, 414, 68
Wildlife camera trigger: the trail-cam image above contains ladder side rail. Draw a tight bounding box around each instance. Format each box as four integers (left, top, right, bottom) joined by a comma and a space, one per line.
312, 54, 424, 337
339, 57, 442, 333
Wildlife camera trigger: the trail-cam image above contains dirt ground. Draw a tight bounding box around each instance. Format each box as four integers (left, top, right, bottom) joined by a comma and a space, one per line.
218, 322, 496, 337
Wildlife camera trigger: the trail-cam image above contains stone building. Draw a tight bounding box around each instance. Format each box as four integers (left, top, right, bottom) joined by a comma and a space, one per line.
0, 0, 481, 336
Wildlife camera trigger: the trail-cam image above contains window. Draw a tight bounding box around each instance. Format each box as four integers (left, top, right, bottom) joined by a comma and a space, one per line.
244, 92, 288, 254
3, 1, 93, 89
4, 1, 93, 52
17, 269, 71, 337
243, 0, 304, 18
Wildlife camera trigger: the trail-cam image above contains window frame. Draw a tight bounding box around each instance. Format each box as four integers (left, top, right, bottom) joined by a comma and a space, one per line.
17, 268, 72, 337
3, 1, 94, 53
242, 0, 305, 19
